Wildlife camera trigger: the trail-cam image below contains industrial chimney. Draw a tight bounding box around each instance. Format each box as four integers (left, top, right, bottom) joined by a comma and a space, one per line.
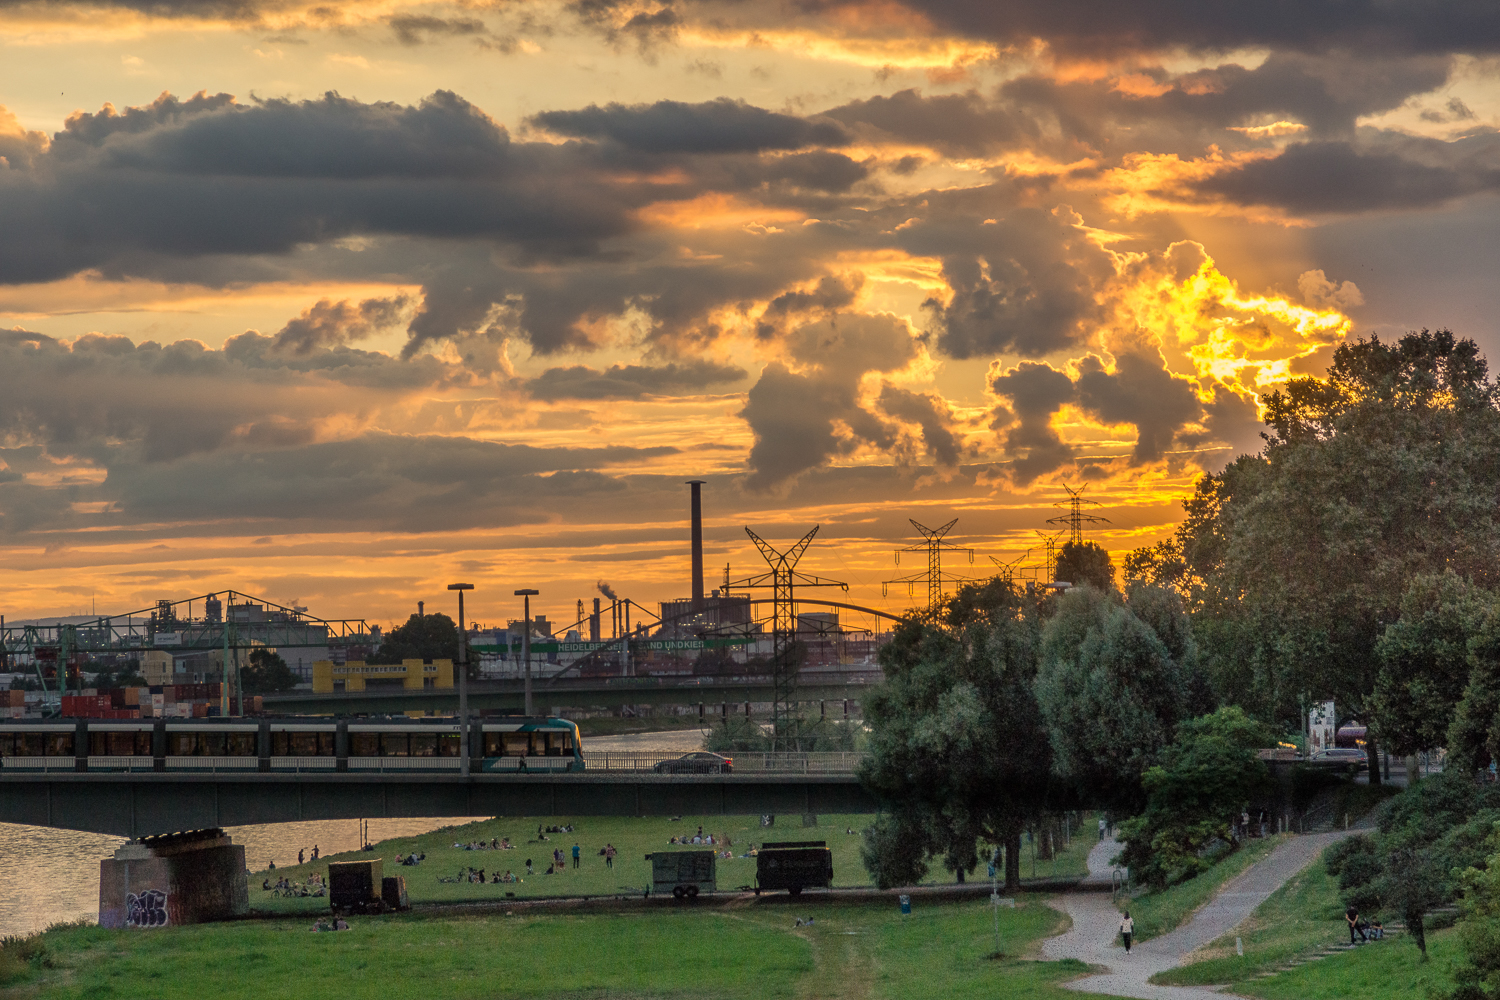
687, 480, 705, 611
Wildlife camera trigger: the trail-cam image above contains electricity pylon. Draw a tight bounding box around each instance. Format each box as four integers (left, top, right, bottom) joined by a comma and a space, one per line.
988, 549, 1035, 585
725, 526, 847, 748
1034, 529, 1065, 584
1046, 483, 1109, 546
882, 518, 975, 612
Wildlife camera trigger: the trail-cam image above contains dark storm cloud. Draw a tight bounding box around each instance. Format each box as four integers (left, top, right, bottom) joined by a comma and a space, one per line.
998, 52, 1453, 147
272, 295, 412, 354
896, 200, 1114, 360
864, 0, 1500, 57
876, 384, 964, 467
0, 328, 458, 465
823, 89, 1040, 157
524, 359, 748, 399
1073, 353, 1202, 462
1197, 134, 1500, 213
529, 98, 851, 154
388, 14, 487, 45
755, 274, 863, 340
988, 361, 1075, 485
740, 313, 916, 490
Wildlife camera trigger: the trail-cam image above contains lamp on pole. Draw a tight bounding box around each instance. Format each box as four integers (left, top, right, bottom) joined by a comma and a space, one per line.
448, 583, 474, 776
515, 589, 539, 716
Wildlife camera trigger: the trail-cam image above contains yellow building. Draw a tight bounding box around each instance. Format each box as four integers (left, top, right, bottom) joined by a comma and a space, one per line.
311, 659, 454, 693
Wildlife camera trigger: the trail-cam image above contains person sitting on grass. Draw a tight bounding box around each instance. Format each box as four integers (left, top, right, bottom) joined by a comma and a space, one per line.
501, 838, 512, 849
334, 918, 349, 931
311, 919, 329, 932
526, 859, 533, 875
1371, 921, 1384, 940
545, 864, 555, 875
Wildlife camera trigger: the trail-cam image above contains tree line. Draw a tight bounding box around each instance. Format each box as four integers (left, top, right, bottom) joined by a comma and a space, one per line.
860, 329, 1500, 892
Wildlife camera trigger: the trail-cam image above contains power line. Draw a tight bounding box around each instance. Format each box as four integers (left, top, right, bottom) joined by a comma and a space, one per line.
882, 518, 975, 612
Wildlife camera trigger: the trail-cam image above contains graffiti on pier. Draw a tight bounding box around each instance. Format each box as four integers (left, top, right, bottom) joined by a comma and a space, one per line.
125, 889, 169, 928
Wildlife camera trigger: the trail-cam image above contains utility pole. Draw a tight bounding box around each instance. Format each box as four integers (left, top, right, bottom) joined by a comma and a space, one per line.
882, 518, 974, 612
515, 589, 539, 717
449, 583, 474, 775
1034, 530, 1065, 585
1046, 483, 1109, 546
725, 527, 846, 749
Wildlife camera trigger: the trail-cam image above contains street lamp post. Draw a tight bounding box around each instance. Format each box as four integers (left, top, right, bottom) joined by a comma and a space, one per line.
448, 583, 474, 776
515, 589, 539, 716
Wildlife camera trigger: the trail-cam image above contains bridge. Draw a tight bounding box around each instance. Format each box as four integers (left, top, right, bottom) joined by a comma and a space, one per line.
264, 674, 880, 715
0, 771, 878, 838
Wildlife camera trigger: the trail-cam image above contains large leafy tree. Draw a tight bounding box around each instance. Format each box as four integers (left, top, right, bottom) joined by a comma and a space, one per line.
371, 612, 460, 666
1171, 331, 1500, 776
1372, 573, 1491, 757
241, 648, 301, 694
1115, 706, 1274, 889
1035, 586, 1185, 812
858, 579, 1054, 890
1055, 540, 1115, 591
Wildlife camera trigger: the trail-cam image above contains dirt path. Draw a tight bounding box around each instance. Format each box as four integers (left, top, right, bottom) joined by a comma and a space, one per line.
1043, 831, 1355, 1000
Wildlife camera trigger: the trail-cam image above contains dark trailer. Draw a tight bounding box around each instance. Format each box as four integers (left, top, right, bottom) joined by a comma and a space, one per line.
755, 841, 833, 896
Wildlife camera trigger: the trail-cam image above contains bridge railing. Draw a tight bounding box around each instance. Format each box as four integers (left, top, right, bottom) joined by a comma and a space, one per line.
581, 751, 866, 773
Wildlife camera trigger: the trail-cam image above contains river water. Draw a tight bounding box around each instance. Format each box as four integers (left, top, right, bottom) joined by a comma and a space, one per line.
0, 731, 700, 938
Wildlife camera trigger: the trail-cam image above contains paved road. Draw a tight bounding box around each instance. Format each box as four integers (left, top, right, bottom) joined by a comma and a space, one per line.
1043, 830, 1355, 1000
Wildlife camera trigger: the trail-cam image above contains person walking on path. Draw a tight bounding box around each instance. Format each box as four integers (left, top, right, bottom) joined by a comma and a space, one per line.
1120, 911, 1134, 953
1099, 817, 1107, 842
572, 843, 581, 868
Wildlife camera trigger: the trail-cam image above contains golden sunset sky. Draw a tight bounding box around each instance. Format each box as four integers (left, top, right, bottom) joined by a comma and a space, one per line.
3, 0, 1500, 633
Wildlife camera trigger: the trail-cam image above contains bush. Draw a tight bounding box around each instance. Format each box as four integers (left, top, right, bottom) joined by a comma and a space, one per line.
1325, 833, 1376, 878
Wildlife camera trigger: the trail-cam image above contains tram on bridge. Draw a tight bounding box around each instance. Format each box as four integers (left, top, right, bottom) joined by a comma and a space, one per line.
0, 716, 584, 773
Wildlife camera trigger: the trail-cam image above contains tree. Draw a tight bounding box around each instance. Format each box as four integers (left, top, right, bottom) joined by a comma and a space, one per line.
1372, 573, 1490, 757
1055, 540, 1116, 591
1115, 707, 1274, 889
1123, 539, 1187, 588
1035, 586, 1185, 812
241, 648, 300, 694
370, 612, 460, 666
859, 578, 1054, 889
1173, 331, 1500, 779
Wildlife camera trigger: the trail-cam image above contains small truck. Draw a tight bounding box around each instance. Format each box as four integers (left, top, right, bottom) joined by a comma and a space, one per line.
644, 849, 716, 899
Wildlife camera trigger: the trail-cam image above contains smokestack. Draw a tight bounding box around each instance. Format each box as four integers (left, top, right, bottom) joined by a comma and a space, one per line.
688, 480, 705, 611
591, 598, 601, 642
418, 600, 424, 619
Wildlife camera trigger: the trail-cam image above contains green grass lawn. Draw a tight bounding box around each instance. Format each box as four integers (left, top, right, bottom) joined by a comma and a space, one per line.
2, 896, 1113, 1000
1233, 926, 1461, 1000
1116, 835, 1283, 942
1153, 842, 1359, 986
251, 813, 876, 913
250, 813, 1100, 915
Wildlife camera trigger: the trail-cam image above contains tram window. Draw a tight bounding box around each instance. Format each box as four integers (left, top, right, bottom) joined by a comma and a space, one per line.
482, 733, 503, 757
199, 732, 227, 756
271, 732, 290, 755
380, 733, 409, 757
438, 734, 460, 757
530, 733, 546, 756
288, 733, 316, 755
227, 733, 256, 756
46, 733, 74, 757
350, 733, 379, 757
0, 735, 13, 757
168, 733, 195, 756
546, 732, 572, 755
18, 733, 43, 757
89, 733, 109, 756
502, 733, 529, 757
317, 732, 335, 756
409, 734, 437, 758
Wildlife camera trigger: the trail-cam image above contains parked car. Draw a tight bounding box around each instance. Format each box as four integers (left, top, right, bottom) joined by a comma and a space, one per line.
1310, 748, 1368, 771
653, 751, 734, 774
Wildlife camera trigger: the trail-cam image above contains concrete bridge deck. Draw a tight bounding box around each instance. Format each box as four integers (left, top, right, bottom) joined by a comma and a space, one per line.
0, 771, 878, 838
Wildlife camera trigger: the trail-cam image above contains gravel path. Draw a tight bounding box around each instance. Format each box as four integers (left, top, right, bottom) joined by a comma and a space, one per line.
1043, 830, 1355, 1000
